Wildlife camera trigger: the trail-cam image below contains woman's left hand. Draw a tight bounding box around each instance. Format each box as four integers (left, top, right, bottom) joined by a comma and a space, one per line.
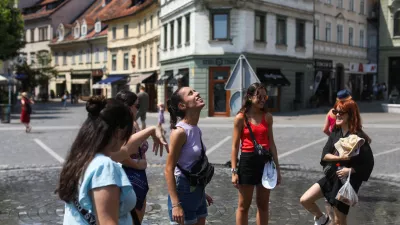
152, 125, 169, 156
205, 193, 213, 206
336, 167, 351, 178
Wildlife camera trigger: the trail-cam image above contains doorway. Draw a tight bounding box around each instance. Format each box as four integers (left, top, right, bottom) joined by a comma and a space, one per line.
209, 67, 230, 117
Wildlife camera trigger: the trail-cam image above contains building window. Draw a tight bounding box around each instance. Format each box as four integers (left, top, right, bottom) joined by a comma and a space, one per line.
150, 15, 153, 29
144, 18, 147, 33
314, 20, 319, 40
276, 16, 287, 45
211, 11, 229, 40
163, 25, 168, 49
337, 0, 343, 8
138, 50, 142, 69
394, 11, 400, 36
349, 27, 353, 46
255, 12, 266, 42
63, 52, 67, 65
95, 48, 99, 62
81, 25, 87, 36
86, 49, 91, 63
337, 24, 343, 44
368, 35, 377, 47
72, 52, 76, 64
325, 22, 331, 41
124, 24, 129, 38
185, 14, 190, 44
177, 18, 182, 46
170, 22, 174, 48
138, 21, 141, 35
79, 50, 83, 63
150, 47, 153, 67
295, 72, 304, 102
359, 29, 364, 47
157, 45, 160, 65
349, 0, 354, 11
144, 48, 147, 68
112, 54, 116, 71
95, 21, 101, 33
39, 27, 48, 41
124, 53, 129, 70
296, 20, 305, 47
360, 0, 365, 15
55, 52, 59, 65
74, 26, 79, 38
30, 52, 35, 64
112, 27, 116, 39
103, 47, 107, 62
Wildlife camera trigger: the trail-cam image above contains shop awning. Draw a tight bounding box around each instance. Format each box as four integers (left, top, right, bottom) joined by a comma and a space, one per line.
71, 79, 89, 84
130, 73, 155, 85
96, 75, 126, 85
256, 69, 291, 87
156, 72, 173, 85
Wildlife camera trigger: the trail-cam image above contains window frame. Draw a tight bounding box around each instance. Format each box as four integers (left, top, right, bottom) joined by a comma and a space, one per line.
254, 11, 266, 42
138, 49, 141, 69
210, 10, 230, 41
163, 25, 168, 50
62, 52, 67, 65
150, 47, 153, 68
103, 48, 108, 62
150, 15, 153, 30
359, 29, 364, 47
39, 27, 48, 41
177, 18, 182, 46
337, 24, 343, 44
314, 19, 320, 40
144, 48, 147, 69
112, 27, 116, 39
170, 22, 174, 49
276, 16, 287, 45
123, 53, 129, 70
349, 0, 354, 12
95, 22, 101, 33
349, 27, 354, 46
337, 0, 343, 8
95, 48, 100, 63
325, 22, 331, 42
296, 19, 306, 47
112, 54, 117, 71
360, 0, 365, 15
394, 11, 400, 37
185, 14, 190, 44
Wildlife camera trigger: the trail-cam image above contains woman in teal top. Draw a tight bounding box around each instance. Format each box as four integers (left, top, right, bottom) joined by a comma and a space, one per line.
57, 96, 168, 225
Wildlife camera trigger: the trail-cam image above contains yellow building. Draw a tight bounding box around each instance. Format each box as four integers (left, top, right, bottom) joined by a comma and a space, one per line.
103, 0, 160, 111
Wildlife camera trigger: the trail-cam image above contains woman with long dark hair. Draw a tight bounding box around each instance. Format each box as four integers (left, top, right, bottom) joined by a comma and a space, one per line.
231, 83, 281, 225
116, 90, 150, 222
300, 99, 374, 225
58, 96, 167, 225
165, 87, 213, 225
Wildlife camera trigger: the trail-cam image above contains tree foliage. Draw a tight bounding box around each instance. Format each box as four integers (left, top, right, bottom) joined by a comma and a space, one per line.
15, 52, 58, 91
0, 0, 25, 60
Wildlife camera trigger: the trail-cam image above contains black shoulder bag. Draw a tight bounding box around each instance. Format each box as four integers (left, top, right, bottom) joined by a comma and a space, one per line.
73, 197, 141, 225
244, 115, 273, 163
176, 136, 214, 186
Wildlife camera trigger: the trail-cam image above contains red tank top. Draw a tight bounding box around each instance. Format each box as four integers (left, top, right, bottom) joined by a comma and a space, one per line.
240, 113, 270, 153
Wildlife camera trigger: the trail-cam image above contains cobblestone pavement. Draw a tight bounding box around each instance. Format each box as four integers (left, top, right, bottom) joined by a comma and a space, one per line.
0, 166, 399, 225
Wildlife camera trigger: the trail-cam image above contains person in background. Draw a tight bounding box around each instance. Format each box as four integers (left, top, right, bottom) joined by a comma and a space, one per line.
62, 91, 68, 109
136, 85, 149, 130
158, 103, 165, 126
20, 92, 34, 133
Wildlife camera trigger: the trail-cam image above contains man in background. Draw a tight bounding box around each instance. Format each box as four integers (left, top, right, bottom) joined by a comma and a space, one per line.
136, 85, 149, 130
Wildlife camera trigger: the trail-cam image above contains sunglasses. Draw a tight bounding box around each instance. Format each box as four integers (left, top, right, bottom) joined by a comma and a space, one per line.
332, 109, 347, 116
253, 95, 269, 101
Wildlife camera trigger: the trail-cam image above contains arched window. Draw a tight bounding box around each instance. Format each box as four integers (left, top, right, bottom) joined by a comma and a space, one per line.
394, 11, 400, 36
95, 21, 101, 33
81, 20, 87, 37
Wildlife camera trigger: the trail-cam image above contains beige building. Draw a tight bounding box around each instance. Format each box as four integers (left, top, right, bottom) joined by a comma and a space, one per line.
379, 0, 400, 98
103, 0, 160, 111
314, 0, 372, 103
49, 0, 121, 98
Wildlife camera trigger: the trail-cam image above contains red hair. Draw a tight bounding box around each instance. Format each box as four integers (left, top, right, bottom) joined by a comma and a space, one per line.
333, 100, 362, 134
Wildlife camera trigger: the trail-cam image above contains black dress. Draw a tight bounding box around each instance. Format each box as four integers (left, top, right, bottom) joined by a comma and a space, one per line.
317, 129, 374, 215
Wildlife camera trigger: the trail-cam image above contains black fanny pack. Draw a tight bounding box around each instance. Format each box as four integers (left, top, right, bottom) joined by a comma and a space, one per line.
177, 136, 214, 186
244, 114, 273, 163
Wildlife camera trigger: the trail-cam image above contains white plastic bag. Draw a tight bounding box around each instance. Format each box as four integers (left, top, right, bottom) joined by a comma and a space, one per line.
335, 170, 359, 206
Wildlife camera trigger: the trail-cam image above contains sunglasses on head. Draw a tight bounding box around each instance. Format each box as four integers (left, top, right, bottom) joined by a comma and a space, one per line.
332, 109, 347, 116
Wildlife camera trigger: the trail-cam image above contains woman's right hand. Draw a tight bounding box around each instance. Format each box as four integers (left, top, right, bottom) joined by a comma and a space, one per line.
152, 125, 169, 156
232, 174, 239, 189
172, 205, 185, 225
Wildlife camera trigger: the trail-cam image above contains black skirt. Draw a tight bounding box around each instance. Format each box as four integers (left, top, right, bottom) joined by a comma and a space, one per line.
318, 176, 363, 215
238, 152, 265, 185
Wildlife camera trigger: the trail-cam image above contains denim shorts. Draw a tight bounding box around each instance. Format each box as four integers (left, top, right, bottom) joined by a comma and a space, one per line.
168, 175, 208, 225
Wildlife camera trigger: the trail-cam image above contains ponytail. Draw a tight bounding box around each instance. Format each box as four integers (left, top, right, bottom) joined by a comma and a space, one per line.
167, 88, 185, 130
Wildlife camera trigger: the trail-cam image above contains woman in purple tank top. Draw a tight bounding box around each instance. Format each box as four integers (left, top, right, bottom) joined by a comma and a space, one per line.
165, 87, 213, 225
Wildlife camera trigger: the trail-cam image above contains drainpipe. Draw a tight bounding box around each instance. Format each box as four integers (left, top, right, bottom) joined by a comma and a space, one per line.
87, 40, 93, 96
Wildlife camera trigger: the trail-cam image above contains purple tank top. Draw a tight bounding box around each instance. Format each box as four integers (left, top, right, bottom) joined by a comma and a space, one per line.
174, 121, 205, 176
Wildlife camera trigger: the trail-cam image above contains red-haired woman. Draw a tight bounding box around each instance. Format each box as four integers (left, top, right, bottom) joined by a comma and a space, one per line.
300, 99, 374, 225
231, 83, 280, 225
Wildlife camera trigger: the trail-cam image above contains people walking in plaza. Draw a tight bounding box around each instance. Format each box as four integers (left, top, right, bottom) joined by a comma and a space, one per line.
136, 85, 149, 130
158, 103, 165, 126
20, 92, 34, 133
300, 99, 374, 225
165, 87, 214, 225
116, 90, 150, 223
231, 83, 281, 225
57, 96, 167, 225
62, 91, 68, 109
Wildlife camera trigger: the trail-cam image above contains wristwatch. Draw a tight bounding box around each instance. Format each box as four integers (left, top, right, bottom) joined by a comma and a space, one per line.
231, 168, 238, 174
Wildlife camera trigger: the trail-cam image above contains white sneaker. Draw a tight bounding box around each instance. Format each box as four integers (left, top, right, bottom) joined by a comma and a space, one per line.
314, 213, 330, 225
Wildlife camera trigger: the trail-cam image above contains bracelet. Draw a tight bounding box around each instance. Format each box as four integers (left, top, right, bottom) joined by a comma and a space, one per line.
172, 202, 181, 208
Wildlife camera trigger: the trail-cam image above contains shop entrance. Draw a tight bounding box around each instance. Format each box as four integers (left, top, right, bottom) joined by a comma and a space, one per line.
209, 67, 230, 117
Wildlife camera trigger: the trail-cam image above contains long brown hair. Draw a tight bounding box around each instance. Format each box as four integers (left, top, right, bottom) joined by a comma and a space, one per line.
333, 99, 362, 134
56, 96, 133, 203
238, 82, 267, 114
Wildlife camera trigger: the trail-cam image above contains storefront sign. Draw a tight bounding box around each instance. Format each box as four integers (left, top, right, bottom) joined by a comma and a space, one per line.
314, 59, 333, 70
203, 58, 236, 65
349, 63, 364, 73
364, 64, 377, 73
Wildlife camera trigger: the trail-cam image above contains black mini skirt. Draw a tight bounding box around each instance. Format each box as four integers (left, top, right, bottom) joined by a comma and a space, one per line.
238, 152, 265, 185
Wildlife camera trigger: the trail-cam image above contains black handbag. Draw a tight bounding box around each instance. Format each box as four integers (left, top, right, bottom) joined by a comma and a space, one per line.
176, 136, 214, 186
244, 115, 273, 162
